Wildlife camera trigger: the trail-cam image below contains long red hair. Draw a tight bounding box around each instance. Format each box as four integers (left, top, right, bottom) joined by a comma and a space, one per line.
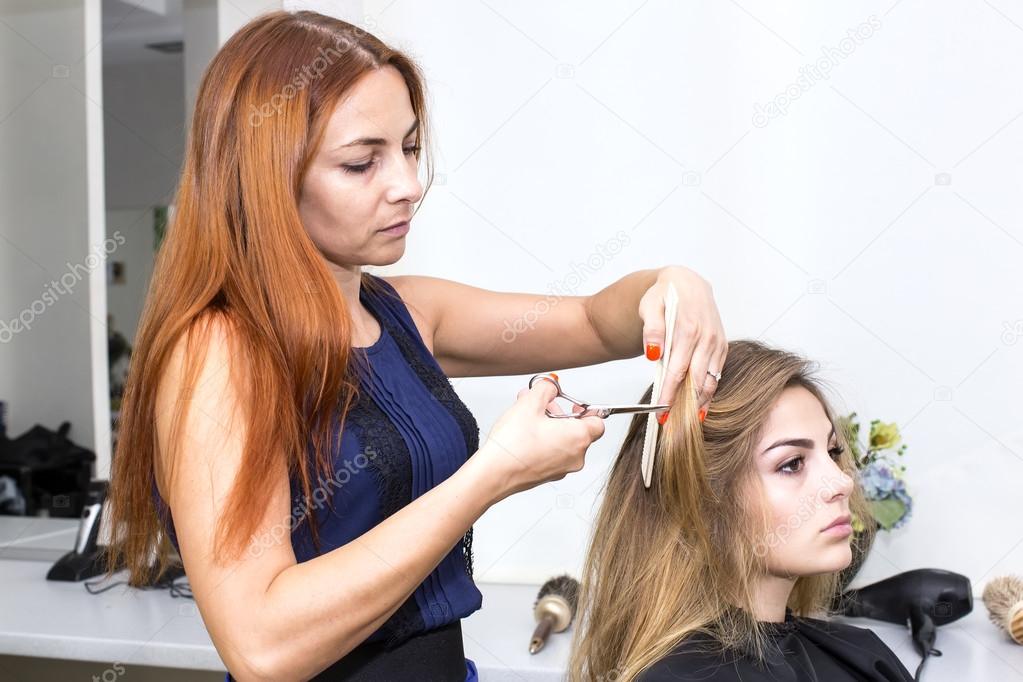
103, 10, 433, 586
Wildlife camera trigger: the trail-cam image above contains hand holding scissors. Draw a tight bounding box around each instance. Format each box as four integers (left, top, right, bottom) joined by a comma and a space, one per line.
476, 375, 606, 501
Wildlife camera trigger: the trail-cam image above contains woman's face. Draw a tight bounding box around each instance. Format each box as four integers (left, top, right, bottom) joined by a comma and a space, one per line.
298, 66, 423, 268
751, 386, 855, 577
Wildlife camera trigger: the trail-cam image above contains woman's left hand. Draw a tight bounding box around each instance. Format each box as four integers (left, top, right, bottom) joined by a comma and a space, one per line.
639, 266, 727, 418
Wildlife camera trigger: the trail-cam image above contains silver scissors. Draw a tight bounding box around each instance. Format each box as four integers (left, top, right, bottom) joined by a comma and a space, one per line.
528, 373, 670, 419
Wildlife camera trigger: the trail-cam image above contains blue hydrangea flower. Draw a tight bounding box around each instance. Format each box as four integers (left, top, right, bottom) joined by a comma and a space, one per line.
858, 460, 913, 529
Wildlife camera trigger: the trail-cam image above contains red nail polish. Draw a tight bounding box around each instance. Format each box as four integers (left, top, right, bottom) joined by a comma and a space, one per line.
657, 410, 669, 425
698, 407, 707, 423
645, 343, 661, 361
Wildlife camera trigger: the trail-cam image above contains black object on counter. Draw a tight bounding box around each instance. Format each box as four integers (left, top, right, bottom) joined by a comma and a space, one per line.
47, 480, 108, 582
835, 568, 973, 680
0, 419, 95, 517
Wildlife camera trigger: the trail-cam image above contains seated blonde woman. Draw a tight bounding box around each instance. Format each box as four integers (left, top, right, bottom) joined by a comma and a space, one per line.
569, 339, 914, 681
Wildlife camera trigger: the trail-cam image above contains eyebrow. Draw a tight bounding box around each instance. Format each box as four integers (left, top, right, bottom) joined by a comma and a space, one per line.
334, 119, 419, 150
761, 425, 836, 456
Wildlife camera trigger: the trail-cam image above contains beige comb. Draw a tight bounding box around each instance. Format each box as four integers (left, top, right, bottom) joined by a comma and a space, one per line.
641, 282, 679, 488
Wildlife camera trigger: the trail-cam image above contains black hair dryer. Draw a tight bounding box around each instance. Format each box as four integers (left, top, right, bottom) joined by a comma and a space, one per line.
836, 568, 972, 680
46, 480, 108, 581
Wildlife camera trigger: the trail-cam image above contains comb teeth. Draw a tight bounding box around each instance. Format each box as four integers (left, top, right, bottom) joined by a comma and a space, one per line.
641, 411, 658, 488
641, 283, 679, 488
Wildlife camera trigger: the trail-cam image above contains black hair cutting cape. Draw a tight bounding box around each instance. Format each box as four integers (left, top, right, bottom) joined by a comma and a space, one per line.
637, 608, 914, 681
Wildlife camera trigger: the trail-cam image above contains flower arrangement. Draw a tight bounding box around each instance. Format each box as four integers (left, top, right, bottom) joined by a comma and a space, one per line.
837, 412, 913, 531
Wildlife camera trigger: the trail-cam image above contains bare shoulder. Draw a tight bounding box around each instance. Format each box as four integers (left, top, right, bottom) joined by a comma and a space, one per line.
151, 311, 295, 677
153, 312, 244, 497
377, 274, 450, 355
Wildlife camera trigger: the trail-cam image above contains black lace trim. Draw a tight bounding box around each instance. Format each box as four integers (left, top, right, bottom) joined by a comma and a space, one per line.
370, 290, 480, 581
335, 286, 480, 648
345, 362, 414, 522
343, 368, 424, 647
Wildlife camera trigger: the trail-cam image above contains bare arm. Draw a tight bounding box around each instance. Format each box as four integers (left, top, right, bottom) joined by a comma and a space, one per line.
386, 267, 727, 409
158, 319, 501, 681
158, 317, 599, 681
258, 446, 497, 680
383, 274, 632, 378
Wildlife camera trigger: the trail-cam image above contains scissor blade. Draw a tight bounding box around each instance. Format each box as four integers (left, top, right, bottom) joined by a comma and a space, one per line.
584, 404, 671, 417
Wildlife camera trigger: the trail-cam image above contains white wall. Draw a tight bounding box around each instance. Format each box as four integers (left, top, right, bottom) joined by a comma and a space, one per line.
105, 207, 157, 349
103, 57, 184, 211
182, 0, 217, 134
103, 52, 184, 362
0, 0, 104, 470
321, 1, 1023, 593
96, 0, 1021, 594
182, 0, 283, 148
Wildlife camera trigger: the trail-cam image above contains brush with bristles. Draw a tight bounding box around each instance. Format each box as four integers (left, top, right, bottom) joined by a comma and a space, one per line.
982, 575, 1023, 645
529, 574, 579, 654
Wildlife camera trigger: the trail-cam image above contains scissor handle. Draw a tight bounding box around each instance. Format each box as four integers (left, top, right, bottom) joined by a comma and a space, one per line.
528, 373, 561, 391
530, 373, 588, 405
529, 373, 593, 417
544, 409, 584, 418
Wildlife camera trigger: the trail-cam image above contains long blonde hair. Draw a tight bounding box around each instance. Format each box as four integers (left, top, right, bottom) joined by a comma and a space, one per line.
103, 10, 433, 586
569, 339, 875, 680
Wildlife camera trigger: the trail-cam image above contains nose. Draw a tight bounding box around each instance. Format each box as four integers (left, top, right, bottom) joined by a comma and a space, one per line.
384, 148, 423, 206
822, 454, 854, 501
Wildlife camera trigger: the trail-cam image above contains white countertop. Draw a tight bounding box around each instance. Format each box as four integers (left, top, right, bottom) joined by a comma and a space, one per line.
1, 517, 1021, 680
0, 516, 79, 562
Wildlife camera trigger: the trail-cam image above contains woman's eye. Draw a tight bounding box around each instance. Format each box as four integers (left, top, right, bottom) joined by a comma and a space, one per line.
342, 160, 374, 174
779, 446, 844, 475
779, 456, 804, 474
343, 146, 420, 175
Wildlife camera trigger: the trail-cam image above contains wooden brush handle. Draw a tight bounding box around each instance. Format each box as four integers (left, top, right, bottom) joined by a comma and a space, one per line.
1009, 601, 1023, 645
530, 615, 555, 654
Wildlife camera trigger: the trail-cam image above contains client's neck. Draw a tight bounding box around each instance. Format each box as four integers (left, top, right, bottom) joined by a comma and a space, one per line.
751, 573, 796, 622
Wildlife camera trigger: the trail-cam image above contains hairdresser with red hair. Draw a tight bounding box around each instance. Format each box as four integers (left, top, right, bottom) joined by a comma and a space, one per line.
104, 10, 726, 682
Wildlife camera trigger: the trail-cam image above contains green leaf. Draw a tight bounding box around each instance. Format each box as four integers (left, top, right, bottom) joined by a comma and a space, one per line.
839, 413, 864, 464
869, 498, 907, 530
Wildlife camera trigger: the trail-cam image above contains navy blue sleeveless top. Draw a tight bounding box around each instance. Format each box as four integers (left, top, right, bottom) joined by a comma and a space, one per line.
152, 274, 483, 648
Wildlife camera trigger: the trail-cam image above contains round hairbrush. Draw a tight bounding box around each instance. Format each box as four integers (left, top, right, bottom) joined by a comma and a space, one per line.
529, 574, 579, 654
982, 575, 1023, 645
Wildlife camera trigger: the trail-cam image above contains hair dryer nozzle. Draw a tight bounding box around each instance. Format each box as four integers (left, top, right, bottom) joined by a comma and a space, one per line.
837, 568, 973, 626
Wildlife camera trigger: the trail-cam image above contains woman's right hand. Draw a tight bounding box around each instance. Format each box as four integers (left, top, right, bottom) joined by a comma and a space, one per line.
477, 376, 606, 503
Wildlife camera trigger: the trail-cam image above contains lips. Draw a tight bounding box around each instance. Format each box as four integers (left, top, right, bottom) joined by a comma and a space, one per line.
822, 513, 851, 532
381, 220, 410, 231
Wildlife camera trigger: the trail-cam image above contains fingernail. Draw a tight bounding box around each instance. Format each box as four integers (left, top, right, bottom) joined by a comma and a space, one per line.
698, 407, 707, 423
645, 343, 661, 361
550, 372, 558, 381
657, 410, 670, 425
